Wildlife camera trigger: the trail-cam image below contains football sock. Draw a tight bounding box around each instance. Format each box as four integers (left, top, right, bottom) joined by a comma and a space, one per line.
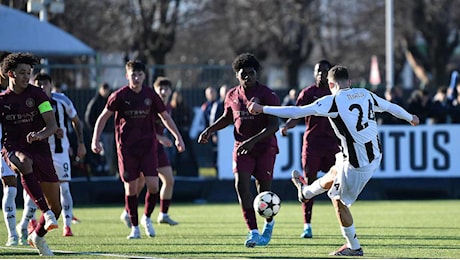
160, 199, 171, 214
60, 182, 73, 227
341, 224, 361, 250
303, 179, 328, 199
302, 199, 314, 223
20, 190, 37, 229
35, 214, 48, 237
144, 192, 158, 218
304, 223, 311, 229
126, 195, 139, 226
2, 186, 17, 237
242, 207, 258, 230
20, 173, 49, 212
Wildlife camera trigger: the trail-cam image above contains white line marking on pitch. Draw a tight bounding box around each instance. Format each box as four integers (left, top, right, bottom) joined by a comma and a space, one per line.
0, 246, 162, 259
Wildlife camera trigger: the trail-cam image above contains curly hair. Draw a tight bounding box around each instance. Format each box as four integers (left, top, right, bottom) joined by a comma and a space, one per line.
1, 52, 38, 75
232, 53, 260, 72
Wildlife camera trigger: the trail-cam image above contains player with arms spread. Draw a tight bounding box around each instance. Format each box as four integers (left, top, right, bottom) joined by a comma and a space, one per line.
0, 52, 61, 256
198, 53, 280, 247
248, 65, 419, 256
91, 60, 185, 239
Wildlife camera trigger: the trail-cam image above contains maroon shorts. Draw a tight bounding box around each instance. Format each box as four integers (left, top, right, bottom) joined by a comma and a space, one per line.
157, 142, 170, 168
117, 144, 158, 182
302, 148, 338, 181
5, 149, 58, 182
233, 147, 276, 181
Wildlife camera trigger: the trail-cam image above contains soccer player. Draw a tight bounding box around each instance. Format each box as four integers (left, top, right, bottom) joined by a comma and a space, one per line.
120, 76, 179, 229
0, 52, 61, 256
247, 65, 420, 256
279, 60, 340, 238
31, 72, 87, 236
198, 53, 280, 247
0, 51, 20, 247
91, 60, 185, 239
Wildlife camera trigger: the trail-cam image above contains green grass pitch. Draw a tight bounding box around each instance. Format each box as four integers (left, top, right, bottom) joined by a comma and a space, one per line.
1, 200, 459, 258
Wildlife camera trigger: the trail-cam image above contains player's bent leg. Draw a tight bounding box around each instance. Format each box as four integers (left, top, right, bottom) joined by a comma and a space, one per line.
157, 167, 179, 225
40, 182, 61, 231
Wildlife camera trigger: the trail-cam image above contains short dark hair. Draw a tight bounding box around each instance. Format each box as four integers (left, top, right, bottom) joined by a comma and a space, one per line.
33, 72, 52, 83
232, 53, 260, 72
1, 52, 38, 75
153, 76, 172, 88
125, 60, 146, 72
0, 52, 11, 79
328, 65, 349, 82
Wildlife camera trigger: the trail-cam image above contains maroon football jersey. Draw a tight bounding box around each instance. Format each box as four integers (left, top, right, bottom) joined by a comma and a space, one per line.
224, 83, 280, 155
106, 85, 166, 149
296, 84, 339, 151
0, 84, 52, 153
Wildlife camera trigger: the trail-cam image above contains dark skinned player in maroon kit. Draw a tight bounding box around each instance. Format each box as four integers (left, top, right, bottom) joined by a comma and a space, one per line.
198, 53, 280, 247
280, 60, 340, 238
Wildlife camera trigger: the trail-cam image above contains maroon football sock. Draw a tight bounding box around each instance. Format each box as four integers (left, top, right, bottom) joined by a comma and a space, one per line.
21, 174, 49, 212
125, 195, 139, 226
303, 199, 314, 223
144, 192, 158, 218
35, 214, 48, 237
160, 199, 171, 214
242, 207, 258, 230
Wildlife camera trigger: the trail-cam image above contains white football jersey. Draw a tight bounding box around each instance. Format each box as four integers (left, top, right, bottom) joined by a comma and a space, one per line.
263, 88, 413, 168
48, 92, 78, 155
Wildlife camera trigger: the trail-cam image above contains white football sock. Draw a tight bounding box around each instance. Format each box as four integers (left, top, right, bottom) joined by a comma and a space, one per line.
60, 182, 73, 227
20, 190, 37, 229
341, 224, 361, 250
302, 179, 328, 199
2, 186, 17, 237
304, 223, 311, 229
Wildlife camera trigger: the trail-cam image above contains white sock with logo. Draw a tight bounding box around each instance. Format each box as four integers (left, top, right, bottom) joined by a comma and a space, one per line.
2, 186, 17, 237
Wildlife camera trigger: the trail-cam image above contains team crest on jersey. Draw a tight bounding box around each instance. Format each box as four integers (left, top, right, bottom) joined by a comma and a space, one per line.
144, 98, 152, 106
26, 98, 35, 107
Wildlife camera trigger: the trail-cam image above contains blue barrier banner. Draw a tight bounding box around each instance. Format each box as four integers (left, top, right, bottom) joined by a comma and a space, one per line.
217, 124, 460, 179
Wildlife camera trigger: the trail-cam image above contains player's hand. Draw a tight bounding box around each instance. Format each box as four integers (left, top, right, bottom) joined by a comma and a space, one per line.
91, 140, 104, 154
247, 101, 263, 115
236, 140, 255, 156
76, 143, 87, 159
26, 131, 41, 143
410, 115, 420, 126
175, 138, 186, 153
55, 128, 64, 139
198, 130, 210, 144
280, 125, 289, 136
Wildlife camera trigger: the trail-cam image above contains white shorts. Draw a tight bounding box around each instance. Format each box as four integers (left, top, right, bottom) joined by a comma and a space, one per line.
328, 154, 381, 207
0, 157, 15, 178
52, 152, 71, 181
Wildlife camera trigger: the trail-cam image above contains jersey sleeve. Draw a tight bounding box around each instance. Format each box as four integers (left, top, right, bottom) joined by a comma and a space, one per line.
263, 95, 335, 119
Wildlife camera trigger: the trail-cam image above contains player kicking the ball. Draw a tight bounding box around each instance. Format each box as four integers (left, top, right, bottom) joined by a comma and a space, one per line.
248, 65, 419, 256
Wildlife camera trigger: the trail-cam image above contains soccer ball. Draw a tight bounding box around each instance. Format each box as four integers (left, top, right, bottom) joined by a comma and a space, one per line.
253, 191, 281, 218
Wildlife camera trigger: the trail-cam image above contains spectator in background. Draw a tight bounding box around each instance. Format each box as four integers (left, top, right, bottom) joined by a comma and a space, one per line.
448, 83, 460, 123
431, 86, 449, 124
379, 85, 408, 124
407, 89, 433, 124
84, 83, 115, 175
170, 91, 199, 176
201, 86, 218, 128
282, 88, 297, 106
209, 84, 229, 175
